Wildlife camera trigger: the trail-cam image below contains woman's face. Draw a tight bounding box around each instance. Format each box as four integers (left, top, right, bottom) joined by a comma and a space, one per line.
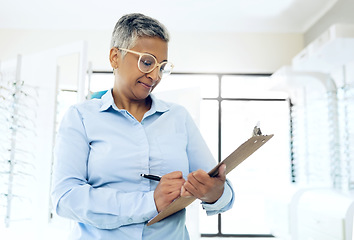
112, 37, 168, 101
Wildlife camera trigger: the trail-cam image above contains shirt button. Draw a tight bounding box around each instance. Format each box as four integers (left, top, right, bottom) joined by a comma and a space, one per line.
128, 218, 133, 223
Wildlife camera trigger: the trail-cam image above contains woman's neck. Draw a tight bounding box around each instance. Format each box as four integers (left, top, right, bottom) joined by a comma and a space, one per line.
113, 90, 151, 122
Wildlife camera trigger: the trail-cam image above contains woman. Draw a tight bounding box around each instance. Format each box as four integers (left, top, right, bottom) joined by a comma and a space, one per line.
51, 13, 234, 240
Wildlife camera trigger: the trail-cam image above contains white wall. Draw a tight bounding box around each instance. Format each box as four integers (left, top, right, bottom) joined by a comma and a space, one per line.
0, 28, 303, 73
0, 29, 110, 68
304, 0, 354, 45
170, 31, 303, 73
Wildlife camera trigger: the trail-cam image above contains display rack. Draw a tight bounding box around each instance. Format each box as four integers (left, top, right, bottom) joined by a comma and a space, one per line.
0, 55, 38, 227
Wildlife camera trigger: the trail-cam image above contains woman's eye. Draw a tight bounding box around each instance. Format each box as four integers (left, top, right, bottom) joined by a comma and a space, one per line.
141, 60, 153, 67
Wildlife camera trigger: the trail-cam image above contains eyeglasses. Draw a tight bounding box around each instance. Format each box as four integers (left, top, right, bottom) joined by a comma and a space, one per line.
118, 48, 174, 78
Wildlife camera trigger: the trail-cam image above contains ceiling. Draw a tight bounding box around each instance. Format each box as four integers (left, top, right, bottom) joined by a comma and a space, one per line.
0, 0, 338, 33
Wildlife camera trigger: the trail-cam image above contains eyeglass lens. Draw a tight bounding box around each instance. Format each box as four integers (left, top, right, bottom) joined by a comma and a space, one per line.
138, 54, 173, 78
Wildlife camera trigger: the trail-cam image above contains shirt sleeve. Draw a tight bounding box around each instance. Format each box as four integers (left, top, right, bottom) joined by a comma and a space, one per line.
184, 109, 235, 215
201, 180, 234, 215
51, 106, 158, 230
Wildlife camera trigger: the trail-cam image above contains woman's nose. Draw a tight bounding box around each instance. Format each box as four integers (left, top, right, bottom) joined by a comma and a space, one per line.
146, 66, 161, 81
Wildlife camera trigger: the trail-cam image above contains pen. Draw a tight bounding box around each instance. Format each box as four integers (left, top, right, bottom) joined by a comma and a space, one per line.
140, 173, 161, 181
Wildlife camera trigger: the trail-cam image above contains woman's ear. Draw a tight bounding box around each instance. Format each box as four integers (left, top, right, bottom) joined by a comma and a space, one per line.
109, 48, 120, 69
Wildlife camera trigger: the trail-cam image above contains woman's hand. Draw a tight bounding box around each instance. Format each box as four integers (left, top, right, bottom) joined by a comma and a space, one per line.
180, 164, 226, 203
153, 171, 185, 212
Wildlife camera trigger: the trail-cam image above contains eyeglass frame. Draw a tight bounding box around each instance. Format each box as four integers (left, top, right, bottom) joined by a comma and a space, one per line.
117, 48, 174, 78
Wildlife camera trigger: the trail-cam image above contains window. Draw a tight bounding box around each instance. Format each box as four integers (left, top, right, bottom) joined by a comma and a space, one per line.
163, 74, 290, 237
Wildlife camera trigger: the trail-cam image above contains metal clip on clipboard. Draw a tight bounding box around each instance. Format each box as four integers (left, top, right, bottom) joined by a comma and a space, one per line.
252, 121, 262, 137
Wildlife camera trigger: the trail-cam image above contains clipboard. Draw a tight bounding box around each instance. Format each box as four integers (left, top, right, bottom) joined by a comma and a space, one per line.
147, 127, 274, 226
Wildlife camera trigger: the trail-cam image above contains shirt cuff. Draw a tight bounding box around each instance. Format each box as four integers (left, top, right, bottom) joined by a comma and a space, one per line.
201, 182, 232, 212
145, 191, 159, 221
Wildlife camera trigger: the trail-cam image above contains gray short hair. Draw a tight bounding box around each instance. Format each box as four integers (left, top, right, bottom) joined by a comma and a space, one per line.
110, 13, 170, 54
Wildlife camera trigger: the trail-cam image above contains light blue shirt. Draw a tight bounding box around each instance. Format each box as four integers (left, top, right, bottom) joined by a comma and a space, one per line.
51, 90, 234, 240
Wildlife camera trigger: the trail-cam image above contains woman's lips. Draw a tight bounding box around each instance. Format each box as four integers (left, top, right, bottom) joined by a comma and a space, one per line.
138, 81, 152, 89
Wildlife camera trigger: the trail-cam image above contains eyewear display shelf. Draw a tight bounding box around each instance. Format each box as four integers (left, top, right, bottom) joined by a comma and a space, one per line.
0, 55, 38, 228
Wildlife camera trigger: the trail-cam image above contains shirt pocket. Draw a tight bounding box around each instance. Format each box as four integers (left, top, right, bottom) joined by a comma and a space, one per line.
155, 133, 189, 177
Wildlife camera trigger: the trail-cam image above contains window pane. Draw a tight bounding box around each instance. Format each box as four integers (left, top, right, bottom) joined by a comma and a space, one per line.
156, 74, 219, 98
199, 212, 218, 234
200, 100, 218, 161
221, 75, 287, 99
220, 100, 290, 234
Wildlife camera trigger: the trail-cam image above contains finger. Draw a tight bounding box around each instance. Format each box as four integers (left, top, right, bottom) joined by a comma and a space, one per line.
187, 172, 204, 186
180, 186, 193, 197
162, 171, 183, 180
190, 169, 210, 184
217, 164, 227, 181
160, 171, 185, 190
184, 174, 203, 194
168, 189, 182, 200
183, 179, 202, 198
160, 179, 185, 193
183, 178, 196, 192
163, 177, 185, 185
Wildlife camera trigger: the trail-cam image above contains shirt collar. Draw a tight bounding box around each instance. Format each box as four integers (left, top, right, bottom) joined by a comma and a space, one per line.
99, 89, 115, 112
149, 94, 169, 113
99, 89, 170, 114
